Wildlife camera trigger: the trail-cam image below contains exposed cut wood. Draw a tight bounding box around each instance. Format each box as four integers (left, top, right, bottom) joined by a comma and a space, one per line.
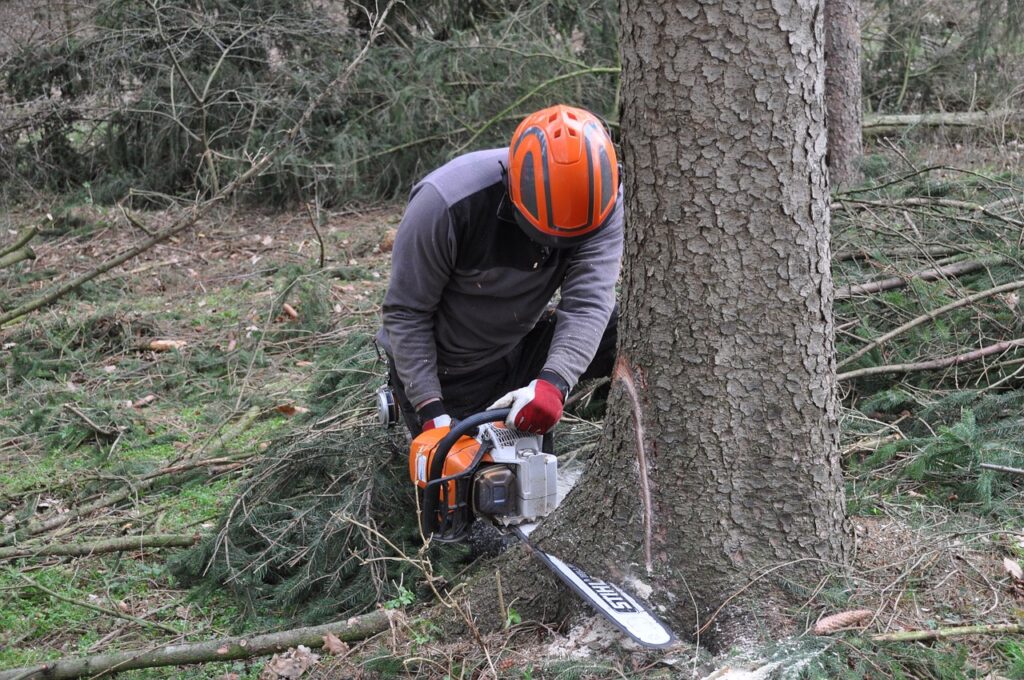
144, 339, 188, 351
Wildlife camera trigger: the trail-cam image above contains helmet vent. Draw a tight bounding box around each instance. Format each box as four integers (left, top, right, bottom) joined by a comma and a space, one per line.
568, 128, 577, 137
549, 113, 558, 123
553, 128, 562, 138
566, 111, 577, 121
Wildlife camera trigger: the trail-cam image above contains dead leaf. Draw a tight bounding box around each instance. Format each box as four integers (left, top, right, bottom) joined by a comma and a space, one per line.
259, 645, 320, 679
132, 394, 157, 409
217, 674, 240, 680
1004, 557, 1023, 581
379, 228, 397, 253
322, 632, 349, 655
281, 303, 299, 320
812, 609, 873, 635
148, 339, 187, 352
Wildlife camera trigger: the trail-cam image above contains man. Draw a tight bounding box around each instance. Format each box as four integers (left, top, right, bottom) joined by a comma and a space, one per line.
376, 104, 622, 438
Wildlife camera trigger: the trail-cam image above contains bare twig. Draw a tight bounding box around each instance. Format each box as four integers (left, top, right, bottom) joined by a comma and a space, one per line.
838, 338, 1024, 381
979, 463, 1024, 477
838, 279, 1024, 368
835, 257, 1007, 299
870, 622, 1023, 643
63, 403, 120, 438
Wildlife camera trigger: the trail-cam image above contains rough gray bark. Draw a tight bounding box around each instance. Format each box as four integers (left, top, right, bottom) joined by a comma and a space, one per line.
532, 0, 850, 648
825, 0, 863, 187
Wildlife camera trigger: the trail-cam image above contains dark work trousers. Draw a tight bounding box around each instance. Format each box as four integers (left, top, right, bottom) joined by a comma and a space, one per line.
387, 305, 618, 437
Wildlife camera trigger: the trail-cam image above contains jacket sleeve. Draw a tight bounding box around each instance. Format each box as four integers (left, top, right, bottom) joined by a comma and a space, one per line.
381, 182, 455, 407
542, 190, 624, 390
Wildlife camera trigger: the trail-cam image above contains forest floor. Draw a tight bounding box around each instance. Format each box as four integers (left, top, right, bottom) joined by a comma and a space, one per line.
2, 137, 1024, 679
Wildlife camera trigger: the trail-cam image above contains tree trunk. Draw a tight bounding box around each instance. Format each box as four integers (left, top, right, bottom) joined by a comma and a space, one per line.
533, 0, 850, 649
825, 0, 863, 187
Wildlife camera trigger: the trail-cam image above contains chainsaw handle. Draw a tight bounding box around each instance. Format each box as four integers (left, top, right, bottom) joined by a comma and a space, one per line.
421, 408, 511, 538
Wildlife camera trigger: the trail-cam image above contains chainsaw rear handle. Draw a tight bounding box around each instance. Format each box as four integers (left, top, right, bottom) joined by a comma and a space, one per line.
420, 408, 511, 539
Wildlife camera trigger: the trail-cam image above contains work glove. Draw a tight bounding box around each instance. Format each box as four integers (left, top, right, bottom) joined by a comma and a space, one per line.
417, 401, 452, 433
489, 375, 566, 434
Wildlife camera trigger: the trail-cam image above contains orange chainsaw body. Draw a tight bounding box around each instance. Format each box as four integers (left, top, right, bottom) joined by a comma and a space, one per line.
409, 427, 494, 507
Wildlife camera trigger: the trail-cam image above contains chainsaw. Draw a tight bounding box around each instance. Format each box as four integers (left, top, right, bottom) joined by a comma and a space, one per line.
403, 406, 677, 649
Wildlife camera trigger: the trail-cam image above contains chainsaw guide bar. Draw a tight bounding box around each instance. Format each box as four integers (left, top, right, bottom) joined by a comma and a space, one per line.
513, 522, 677, 649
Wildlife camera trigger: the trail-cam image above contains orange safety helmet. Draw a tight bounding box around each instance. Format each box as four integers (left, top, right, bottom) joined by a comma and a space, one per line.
507, 105, 618, 246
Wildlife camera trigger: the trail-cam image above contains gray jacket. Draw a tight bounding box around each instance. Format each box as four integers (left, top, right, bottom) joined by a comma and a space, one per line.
376, 148, 623, 407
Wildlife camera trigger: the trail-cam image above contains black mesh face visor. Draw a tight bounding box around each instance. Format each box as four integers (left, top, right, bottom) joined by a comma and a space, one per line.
512, 204, 608, 249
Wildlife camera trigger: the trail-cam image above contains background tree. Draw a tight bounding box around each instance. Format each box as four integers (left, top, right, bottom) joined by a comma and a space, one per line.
825, 0, 863, 187
532, 0, 850, 646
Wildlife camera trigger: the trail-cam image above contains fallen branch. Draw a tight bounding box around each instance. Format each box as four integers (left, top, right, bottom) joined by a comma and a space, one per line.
870, 622, 1023, 643
979, 463, 1024, 477
833, 245, 965, 262
0, 533, 200, 561
838, 338, 1024, 381
0, 226, 37, 258
838, 279, 1024, 368
835, 257, 1007, 299
0, 1, 393, 329
0, 246, 36, 269
0, 610, 392, 680
862, 109, 1022, 132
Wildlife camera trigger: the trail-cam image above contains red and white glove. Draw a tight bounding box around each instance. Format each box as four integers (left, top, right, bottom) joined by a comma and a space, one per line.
489, 377, 565, 434
417, 401, 452, 433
